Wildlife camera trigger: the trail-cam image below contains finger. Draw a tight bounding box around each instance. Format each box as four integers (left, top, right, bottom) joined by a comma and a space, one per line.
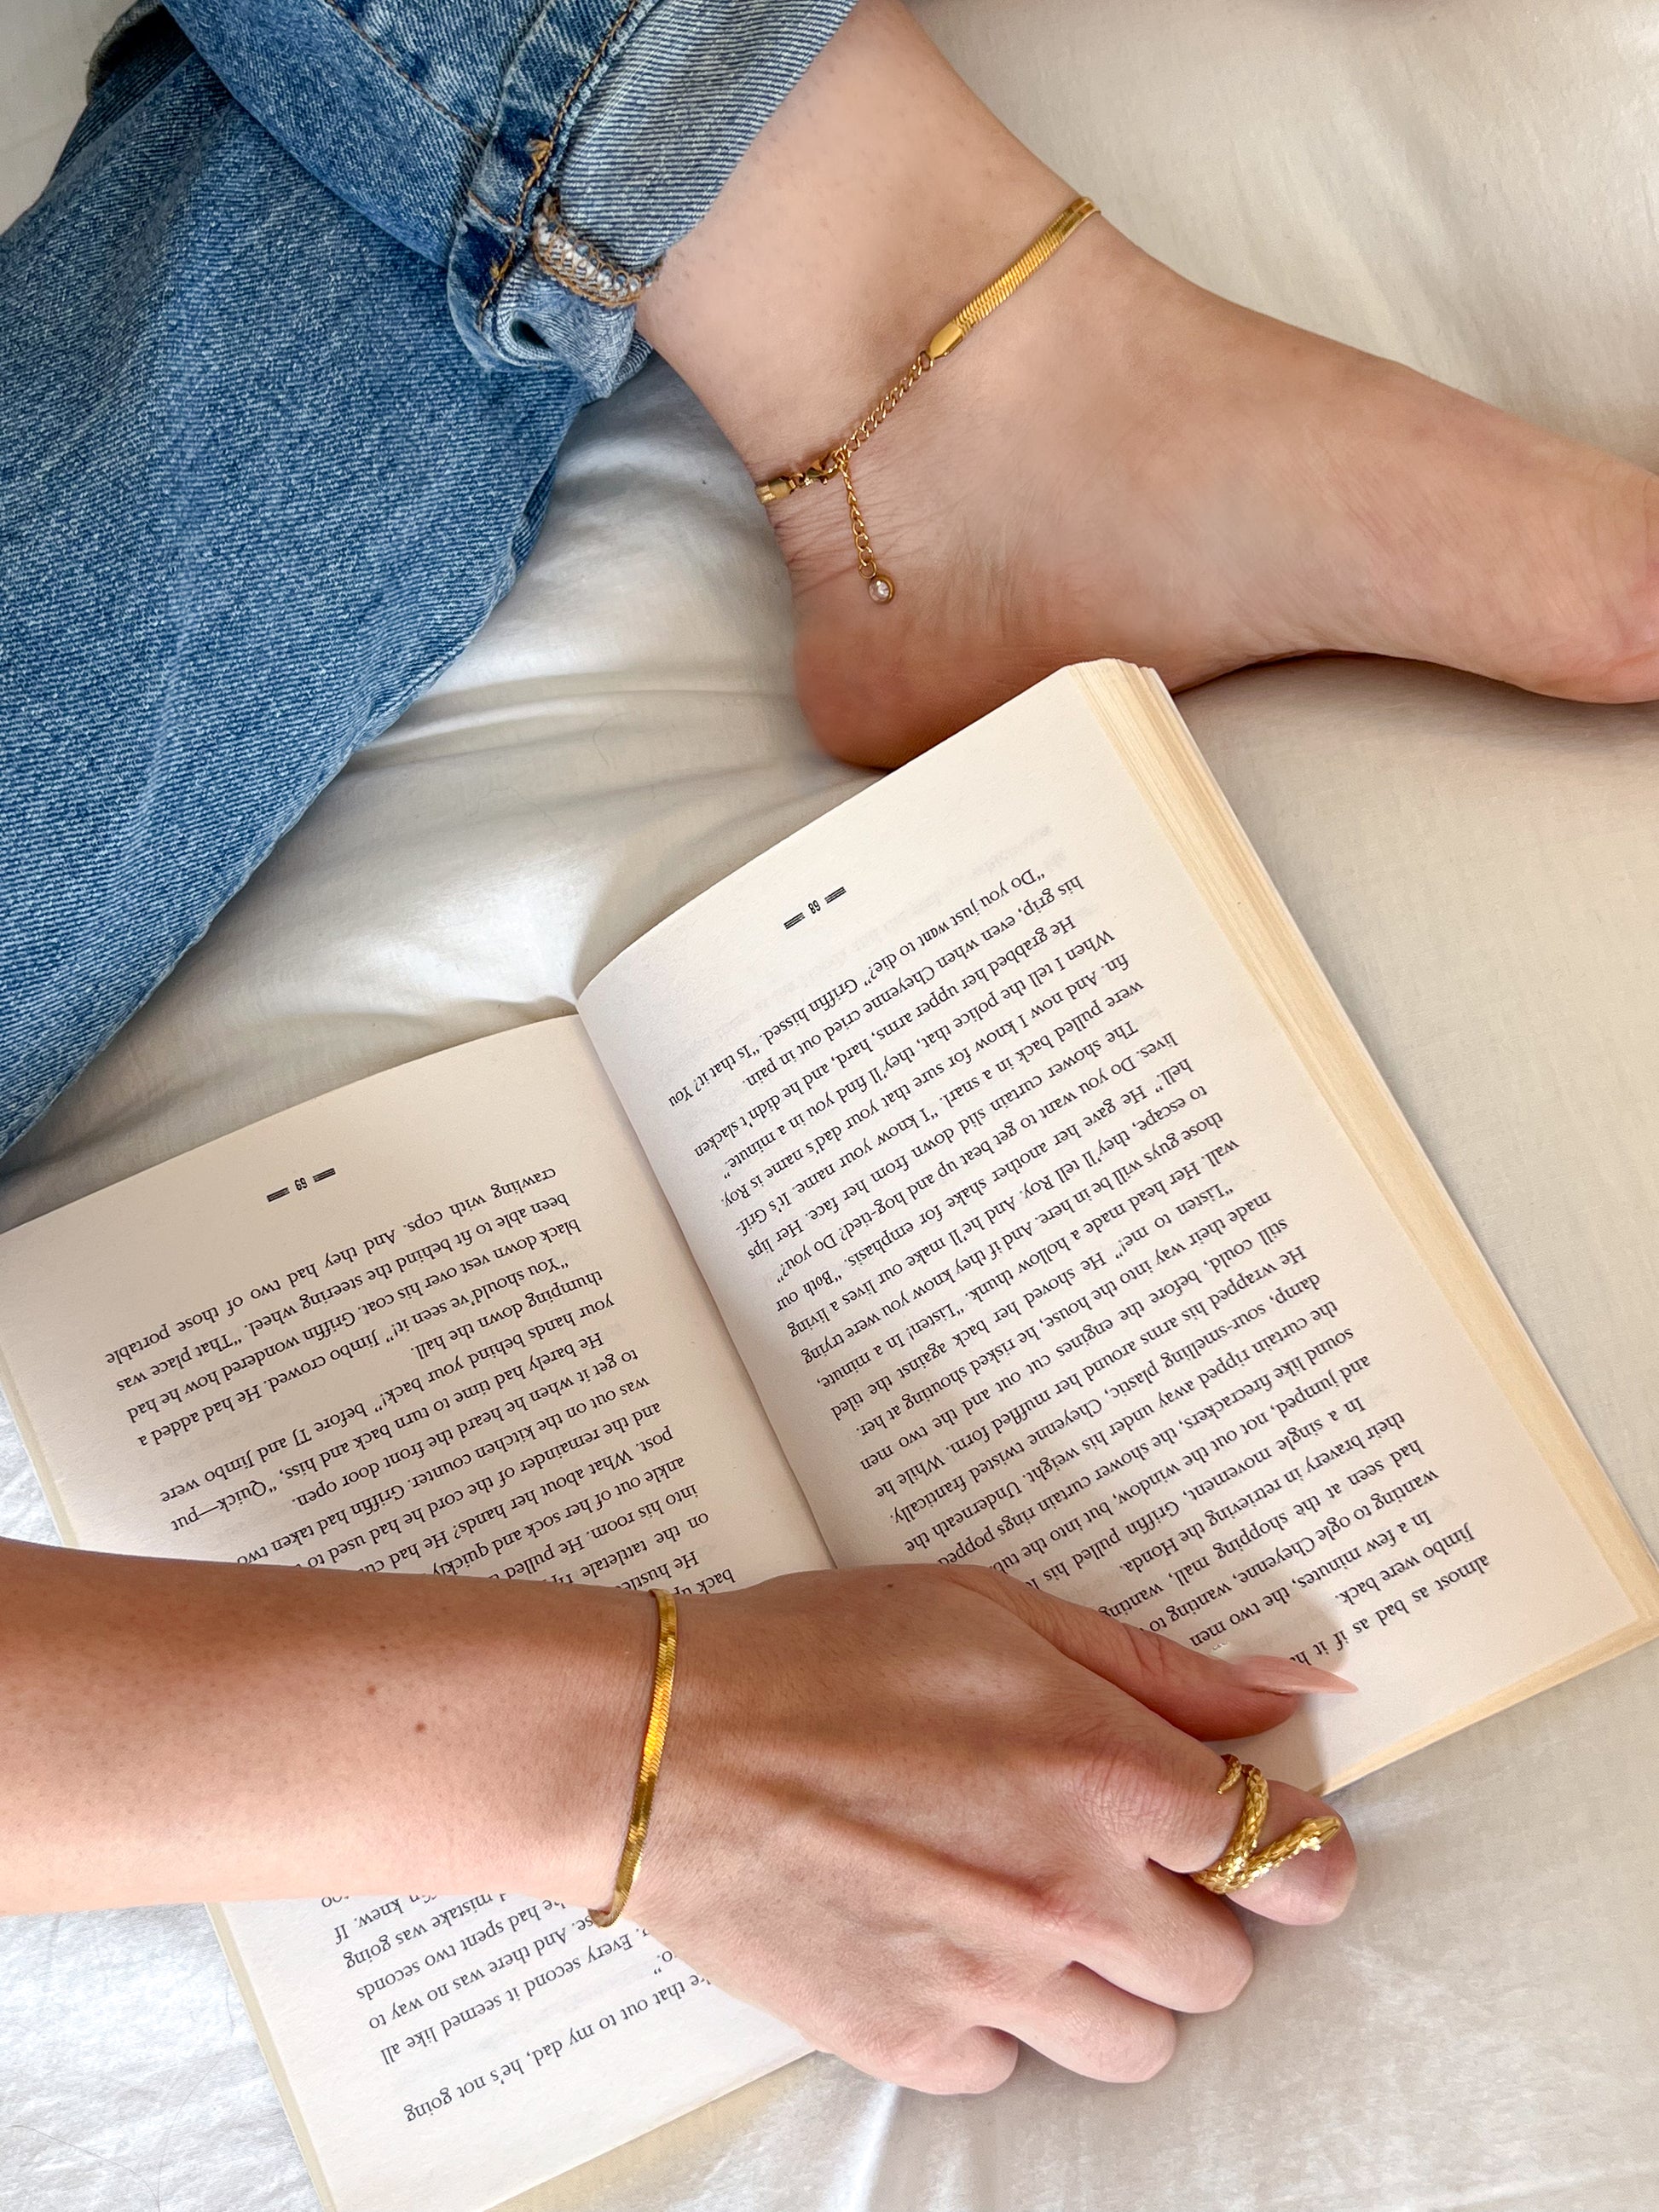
1067, 1863, 1257, 2013
838, 2018, 1020, 2097
1145, 1748, 1356, 1927
1211, 1778, 1356, 1926
952, 1566, 1354, 1739
993, 1963, 1176, 2084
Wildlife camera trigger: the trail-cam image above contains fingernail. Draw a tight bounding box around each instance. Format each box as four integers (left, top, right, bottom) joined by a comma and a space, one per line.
1228, 1655, 1357, 1697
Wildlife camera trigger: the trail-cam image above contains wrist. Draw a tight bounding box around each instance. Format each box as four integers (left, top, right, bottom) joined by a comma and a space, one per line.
0, 1542, 666, 1914
234, 1568, 662, 1910
473, 1582, 661, 1908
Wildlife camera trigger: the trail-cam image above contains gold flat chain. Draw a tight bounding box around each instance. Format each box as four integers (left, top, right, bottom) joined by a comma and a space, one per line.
755, 196, 1098, 604
587, 1589, 679, 1929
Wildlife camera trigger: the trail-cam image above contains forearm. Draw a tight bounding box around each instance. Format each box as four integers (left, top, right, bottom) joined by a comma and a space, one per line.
0, 1538, 650, 1914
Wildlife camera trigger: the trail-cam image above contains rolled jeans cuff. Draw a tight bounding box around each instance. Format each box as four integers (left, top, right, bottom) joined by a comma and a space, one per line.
165, 0, 856, 396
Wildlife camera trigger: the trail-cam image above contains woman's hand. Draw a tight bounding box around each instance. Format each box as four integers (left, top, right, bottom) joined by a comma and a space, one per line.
0, 1537, 1350, 2091
633, 1564, 1356, 2092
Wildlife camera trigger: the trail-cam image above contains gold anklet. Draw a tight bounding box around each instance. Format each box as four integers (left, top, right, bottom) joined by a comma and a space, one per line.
754, 195, 1098, 604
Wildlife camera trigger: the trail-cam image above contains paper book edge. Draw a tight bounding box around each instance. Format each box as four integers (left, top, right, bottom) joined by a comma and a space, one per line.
1072, 658, 1659, 1632
1320, 1612, 1659, 1793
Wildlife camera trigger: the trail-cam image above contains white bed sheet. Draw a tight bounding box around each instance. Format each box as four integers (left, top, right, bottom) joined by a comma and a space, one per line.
4, 2, 1659, 2207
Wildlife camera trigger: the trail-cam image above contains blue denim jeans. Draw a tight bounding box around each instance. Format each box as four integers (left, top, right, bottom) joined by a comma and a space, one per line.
0, 0, 852, 1152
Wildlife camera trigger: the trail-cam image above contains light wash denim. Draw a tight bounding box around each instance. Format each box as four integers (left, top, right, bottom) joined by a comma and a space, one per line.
0, 0, 853, 1152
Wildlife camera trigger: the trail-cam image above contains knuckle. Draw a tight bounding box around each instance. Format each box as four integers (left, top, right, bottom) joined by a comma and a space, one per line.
861, 2016, 945, 2085
1020, 1873, 1101, 1953
938, 1940, 1024, 2015
1124, 1621, 1184, 1693
1074, 1732, 1185, 1846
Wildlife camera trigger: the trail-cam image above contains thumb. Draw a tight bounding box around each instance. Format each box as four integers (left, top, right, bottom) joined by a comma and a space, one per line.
950, 1565, 1355, 1739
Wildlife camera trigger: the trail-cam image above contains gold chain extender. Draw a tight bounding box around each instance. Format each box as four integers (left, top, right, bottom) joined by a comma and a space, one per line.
754, 197, 1098, 604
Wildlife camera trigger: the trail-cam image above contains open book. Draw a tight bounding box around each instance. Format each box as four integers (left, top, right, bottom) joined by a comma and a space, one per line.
2, 664, 1655, 2212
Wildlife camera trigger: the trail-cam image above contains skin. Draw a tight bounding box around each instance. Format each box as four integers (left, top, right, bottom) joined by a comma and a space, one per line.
637, 0, 1659, 767
0, 1539, 1353, 2091
20, 0, 1554, 2096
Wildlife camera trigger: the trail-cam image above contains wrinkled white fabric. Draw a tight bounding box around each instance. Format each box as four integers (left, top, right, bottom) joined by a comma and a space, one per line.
4, 2, 1659, 2207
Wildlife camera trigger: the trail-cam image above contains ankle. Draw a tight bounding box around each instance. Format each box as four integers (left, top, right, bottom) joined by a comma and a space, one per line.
765, 211, 1139, 610
634, 0, 1075, 479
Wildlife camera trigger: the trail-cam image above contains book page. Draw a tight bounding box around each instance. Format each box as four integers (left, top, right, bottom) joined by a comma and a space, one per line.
0, 1019, 824, 2212
580, 667, 1657, 1796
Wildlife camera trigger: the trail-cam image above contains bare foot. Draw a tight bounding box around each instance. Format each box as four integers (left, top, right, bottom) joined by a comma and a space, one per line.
771, 219, 1659, 767
637, 0, 1659, 770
